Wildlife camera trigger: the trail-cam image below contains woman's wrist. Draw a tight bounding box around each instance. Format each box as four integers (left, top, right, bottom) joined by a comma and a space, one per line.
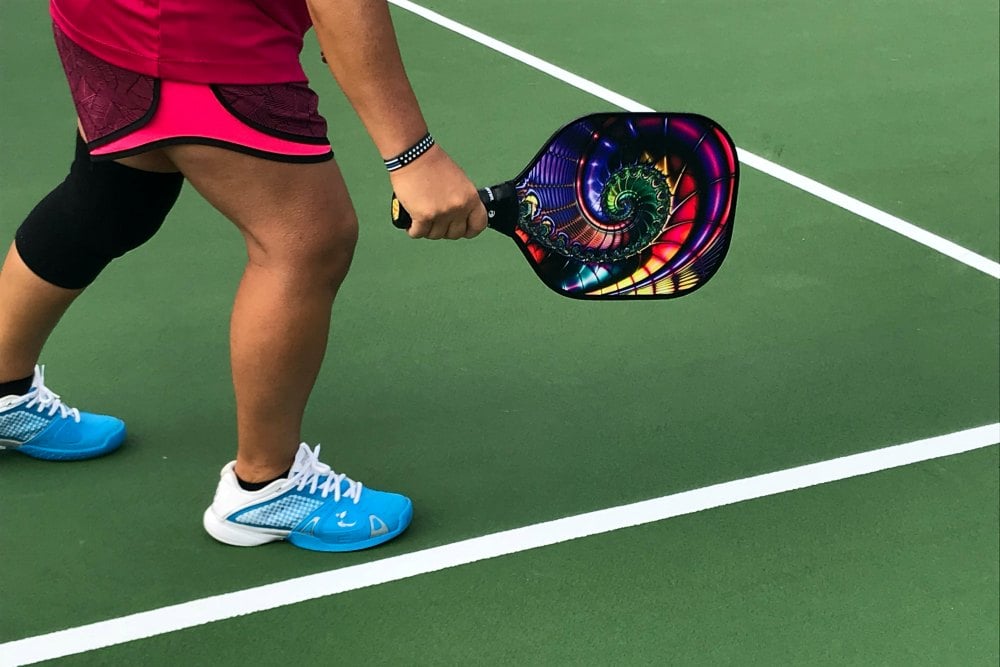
383, 132, 435, 172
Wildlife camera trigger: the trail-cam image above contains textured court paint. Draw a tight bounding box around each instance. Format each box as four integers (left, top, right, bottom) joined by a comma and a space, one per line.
1, 0, 998, 658
2, 426, 997, 665
389, 0, 1000, 280
32, 446, 1000, 667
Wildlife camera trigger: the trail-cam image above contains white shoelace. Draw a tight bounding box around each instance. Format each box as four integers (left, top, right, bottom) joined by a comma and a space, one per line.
286, 443, 363, 504
24, 366, 81, 423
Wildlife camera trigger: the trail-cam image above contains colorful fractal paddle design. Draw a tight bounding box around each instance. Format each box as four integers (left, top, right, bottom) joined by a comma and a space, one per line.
392, 112, 739, 300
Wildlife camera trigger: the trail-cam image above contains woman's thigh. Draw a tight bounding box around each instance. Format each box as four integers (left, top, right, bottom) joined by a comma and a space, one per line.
163, 144, 358, 265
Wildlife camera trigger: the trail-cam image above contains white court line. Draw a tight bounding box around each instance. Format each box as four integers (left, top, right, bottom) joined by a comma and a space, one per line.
389, 0, 1000, 280
2, 424, 998, 666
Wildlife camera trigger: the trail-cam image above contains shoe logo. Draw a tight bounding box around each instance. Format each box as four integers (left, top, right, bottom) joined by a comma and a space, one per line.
369, 515, 389, 537
336, 511, 356, 528
301, 516, 321, 536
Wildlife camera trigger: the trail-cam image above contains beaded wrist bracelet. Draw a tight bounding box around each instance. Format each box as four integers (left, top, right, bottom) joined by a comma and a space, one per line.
384, 133, 435, 172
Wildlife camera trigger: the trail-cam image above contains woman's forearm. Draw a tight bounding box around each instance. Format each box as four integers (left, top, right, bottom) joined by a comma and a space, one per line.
308, 0, 429, 159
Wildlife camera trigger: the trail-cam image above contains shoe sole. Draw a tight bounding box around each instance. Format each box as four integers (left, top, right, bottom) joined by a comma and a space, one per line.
202, 508, 291, 547
13, 421, 127, 461
203, 500, 414, 552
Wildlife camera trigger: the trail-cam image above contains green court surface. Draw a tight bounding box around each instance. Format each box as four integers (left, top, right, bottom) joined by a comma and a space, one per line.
1, 1, 998, 665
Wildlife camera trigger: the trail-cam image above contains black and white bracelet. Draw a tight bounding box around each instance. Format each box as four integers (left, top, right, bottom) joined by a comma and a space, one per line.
383, 133, 435, 172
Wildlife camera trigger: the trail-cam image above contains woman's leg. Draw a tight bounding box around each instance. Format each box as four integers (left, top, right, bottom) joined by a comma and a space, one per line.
0, 143, 179, 460
0, 146, 177, 385
0, 245, 82, 384
163, 145, 358, 482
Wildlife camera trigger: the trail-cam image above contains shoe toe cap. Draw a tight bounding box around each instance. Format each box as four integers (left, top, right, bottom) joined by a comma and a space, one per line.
304, 490, 413, 544
43, 412, 126, 445
19, 412, 126, 460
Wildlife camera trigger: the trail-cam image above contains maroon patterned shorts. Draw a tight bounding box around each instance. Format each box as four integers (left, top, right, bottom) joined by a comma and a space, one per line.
54, 24, 333, 163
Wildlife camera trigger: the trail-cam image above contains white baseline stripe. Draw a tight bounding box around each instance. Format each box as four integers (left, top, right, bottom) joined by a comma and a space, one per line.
3, 424, 998, 666
389, 0, 1000, 280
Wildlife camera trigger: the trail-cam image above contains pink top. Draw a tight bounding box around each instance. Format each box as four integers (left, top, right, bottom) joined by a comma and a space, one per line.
50, 0, 313, 84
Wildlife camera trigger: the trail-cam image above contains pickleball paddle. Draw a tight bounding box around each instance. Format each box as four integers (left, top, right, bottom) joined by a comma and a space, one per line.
391, 113, 739, 300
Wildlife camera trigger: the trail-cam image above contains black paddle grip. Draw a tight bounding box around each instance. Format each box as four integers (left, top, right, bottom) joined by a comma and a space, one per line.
391, 181, 519, 237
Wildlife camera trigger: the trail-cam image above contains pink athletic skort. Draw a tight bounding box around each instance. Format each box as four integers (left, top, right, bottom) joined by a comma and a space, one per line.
53, 24, 333, 163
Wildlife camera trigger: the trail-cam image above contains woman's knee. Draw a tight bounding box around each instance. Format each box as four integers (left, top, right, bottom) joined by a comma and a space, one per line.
246, 207, 359, 288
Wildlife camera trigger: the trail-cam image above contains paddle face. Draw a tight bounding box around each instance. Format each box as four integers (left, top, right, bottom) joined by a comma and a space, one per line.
509, 113, 739, 299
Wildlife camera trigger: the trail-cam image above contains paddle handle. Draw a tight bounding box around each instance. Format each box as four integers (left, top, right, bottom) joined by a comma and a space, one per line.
391, 181, 519, 237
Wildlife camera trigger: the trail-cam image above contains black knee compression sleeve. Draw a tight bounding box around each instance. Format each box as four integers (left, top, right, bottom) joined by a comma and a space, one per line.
15, 135, 183, 289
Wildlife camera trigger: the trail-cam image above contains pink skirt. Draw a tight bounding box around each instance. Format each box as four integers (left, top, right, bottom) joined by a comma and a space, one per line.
53, 24, 333, 163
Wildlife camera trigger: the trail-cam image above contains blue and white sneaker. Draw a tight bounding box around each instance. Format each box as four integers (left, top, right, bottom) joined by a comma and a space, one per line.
203, 442, 413, 552
0, 365, 126, 461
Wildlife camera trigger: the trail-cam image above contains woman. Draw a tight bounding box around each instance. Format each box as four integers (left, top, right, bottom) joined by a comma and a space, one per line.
0, 0, 488, 552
